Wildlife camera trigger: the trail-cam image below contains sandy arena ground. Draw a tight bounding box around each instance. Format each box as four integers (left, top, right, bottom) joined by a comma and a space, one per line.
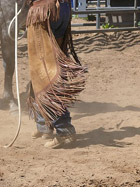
1, 29, 140, 186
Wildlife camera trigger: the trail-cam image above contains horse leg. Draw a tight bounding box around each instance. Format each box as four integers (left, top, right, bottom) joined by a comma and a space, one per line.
1, 23, 18, 111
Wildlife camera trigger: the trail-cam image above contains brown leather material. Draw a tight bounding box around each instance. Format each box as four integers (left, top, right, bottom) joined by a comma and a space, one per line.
28, 25, 58, 94
26, 0, 60, 26
56, 38, 63, 48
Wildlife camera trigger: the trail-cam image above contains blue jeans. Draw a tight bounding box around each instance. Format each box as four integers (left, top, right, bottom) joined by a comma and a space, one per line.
36, 2, 75, 136
50, 2, 71, 38
36, 110, 76, 136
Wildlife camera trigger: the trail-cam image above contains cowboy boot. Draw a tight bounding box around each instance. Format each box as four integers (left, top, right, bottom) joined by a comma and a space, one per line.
44, 134, 76, 148
32, 130, 54, 140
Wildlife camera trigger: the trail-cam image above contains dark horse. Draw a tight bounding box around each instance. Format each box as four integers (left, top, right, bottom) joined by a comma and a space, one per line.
0, 0, 29, 110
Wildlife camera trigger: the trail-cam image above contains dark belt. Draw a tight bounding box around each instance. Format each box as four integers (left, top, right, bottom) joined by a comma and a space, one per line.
59, 0, 69, 3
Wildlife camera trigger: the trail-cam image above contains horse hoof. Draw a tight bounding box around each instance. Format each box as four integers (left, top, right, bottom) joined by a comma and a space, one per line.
9, 101, 18, 115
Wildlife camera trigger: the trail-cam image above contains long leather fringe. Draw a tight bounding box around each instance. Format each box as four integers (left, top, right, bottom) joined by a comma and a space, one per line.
26, 0, 60, 26
28, 22, 86, 126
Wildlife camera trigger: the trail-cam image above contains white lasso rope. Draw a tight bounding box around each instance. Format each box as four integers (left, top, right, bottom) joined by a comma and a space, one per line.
4, 1, 22, 148
8, 0, 27, 41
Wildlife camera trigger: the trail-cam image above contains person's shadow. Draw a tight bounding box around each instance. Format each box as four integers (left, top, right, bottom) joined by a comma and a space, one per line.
62, 126, 140, 149
70, 101, 140, 120
61, 101, 140, 149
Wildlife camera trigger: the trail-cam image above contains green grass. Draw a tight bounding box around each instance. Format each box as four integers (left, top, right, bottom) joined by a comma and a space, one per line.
102, 23, 115, 29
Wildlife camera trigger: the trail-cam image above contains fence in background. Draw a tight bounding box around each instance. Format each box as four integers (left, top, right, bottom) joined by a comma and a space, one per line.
71, 0, 140, 33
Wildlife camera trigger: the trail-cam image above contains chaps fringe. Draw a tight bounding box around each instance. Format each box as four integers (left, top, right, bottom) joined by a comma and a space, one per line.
26, 0, 60, 26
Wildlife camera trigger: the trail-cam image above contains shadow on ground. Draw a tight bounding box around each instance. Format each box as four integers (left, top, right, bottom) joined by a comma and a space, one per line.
74, 31, 140, 53
71, 101, 140, 120
61, 126, 140, 149
62, 101, 140, 149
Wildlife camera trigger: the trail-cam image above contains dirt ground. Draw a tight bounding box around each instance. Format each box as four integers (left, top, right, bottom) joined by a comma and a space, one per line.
1, 29, 140, 187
